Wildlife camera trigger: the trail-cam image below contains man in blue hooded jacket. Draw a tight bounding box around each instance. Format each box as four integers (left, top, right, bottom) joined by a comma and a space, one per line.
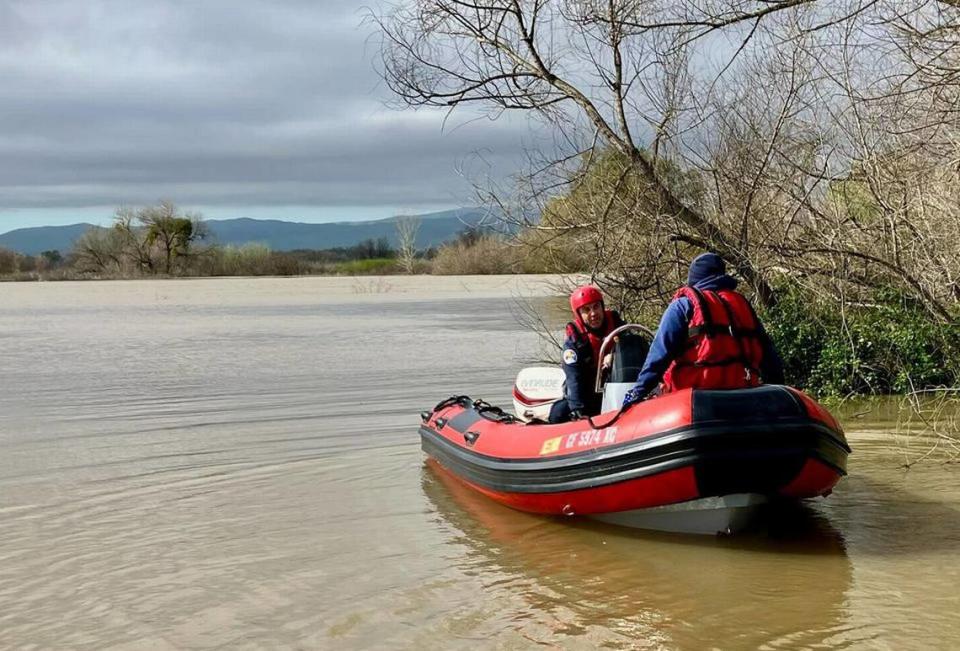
622, 253, 784, 406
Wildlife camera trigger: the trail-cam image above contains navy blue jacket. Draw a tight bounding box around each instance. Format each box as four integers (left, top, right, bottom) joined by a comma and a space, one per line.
624, 275, 784, 403
561, 311, 623, 413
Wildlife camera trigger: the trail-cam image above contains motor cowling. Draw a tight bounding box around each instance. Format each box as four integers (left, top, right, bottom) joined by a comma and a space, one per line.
512, 367, 565, 422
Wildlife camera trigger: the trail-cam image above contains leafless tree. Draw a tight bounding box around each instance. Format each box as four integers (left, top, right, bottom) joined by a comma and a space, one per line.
76, 202, 209, 276
750, 0, 960, 322
73, 227, 126, 273
0, 247, 16, 275
376, 1, 960, 325
396, 215, 421, 273
375, 1, 889, 305
112, 207, 155, 274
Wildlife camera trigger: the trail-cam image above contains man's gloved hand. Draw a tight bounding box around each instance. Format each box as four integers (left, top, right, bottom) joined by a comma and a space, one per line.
600, 353, 613, 371
621, 387, 647, 408
569, 409, 584, 421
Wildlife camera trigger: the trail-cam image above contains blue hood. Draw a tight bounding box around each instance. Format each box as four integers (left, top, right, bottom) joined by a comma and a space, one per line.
687, 252, 737, 291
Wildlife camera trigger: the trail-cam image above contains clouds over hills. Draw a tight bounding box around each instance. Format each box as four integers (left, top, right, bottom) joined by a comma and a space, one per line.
0, 1, 535, 218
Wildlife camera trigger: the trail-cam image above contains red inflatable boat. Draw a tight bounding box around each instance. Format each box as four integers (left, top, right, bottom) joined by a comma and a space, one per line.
419, 385, 850, 534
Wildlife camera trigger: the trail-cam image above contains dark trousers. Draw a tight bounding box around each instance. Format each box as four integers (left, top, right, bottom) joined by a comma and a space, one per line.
547, 399, 574, 424
547, 396, 602, 424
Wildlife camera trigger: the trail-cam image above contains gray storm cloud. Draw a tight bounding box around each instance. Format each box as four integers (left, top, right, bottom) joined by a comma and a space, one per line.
0, 0, 535, 213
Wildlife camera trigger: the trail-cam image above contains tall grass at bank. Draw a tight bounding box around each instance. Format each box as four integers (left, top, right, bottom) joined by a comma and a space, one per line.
432, 235, 519, 274
198, 244, 303, 276
198, 247, 406, 276
431, 233, 563, 275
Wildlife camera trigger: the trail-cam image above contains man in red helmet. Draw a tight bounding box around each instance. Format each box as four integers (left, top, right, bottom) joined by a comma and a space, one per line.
548, 285, 624, 423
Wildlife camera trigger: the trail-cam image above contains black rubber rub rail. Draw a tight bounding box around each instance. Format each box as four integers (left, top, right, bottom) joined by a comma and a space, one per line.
420, 419, 849, 495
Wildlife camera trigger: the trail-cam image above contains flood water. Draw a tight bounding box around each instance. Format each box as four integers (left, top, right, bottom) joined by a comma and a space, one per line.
1, 276, 958, 650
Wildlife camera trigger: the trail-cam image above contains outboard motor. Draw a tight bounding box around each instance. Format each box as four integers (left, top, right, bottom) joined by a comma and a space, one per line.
511, 324, 652, 422
512, 367, 565, 422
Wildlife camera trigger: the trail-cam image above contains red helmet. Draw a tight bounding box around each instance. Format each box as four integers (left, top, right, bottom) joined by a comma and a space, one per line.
569, 284, 604, 315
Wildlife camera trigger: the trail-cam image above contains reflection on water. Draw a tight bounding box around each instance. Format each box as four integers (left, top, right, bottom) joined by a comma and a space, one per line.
423, 459, 852, 649
1, 277, 959, 649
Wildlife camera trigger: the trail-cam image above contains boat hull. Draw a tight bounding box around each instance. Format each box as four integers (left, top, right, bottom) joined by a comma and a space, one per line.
589, 493, 768, 535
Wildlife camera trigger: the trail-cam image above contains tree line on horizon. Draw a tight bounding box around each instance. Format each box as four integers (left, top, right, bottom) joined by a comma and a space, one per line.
0, 201, 533, 278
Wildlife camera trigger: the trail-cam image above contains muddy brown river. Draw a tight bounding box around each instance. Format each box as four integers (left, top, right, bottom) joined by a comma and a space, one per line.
1, 276, 958, 650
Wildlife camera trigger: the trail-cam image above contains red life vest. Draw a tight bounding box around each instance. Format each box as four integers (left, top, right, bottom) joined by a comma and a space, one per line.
662, 287, 764, 393
567, 310, 619, 367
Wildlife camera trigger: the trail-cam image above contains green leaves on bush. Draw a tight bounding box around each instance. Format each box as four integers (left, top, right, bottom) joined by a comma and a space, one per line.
763, 285, 960, 397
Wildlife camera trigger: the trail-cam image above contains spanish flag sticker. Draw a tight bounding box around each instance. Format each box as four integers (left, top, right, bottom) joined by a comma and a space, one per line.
540, 436, 562, 456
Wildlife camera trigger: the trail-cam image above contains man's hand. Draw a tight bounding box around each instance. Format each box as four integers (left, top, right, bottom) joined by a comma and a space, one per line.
569, 409, 584, 421
601, 353, 613, 371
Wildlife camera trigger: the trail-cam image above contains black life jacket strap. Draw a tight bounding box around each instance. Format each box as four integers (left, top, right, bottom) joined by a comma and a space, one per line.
687, 287, 713, 336
676, 356, 749, 369
688, 323, 761, 338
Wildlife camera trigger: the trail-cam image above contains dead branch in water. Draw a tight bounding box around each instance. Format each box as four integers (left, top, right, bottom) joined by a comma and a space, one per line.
897, 382, 960, 467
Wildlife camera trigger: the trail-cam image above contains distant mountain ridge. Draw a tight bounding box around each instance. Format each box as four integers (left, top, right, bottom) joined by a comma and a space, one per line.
0, 208, 495, 255
0, 223, 95, 256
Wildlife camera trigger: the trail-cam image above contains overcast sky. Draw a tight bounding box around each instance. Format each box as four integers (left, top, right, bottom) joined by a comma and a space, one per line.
0, 0, 536, 232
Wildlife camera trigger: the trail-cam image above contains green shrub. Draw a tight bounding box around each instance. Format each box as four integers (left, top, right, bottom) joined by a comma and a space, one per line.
327, 258, 398, 275
763, 284, 960, 397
